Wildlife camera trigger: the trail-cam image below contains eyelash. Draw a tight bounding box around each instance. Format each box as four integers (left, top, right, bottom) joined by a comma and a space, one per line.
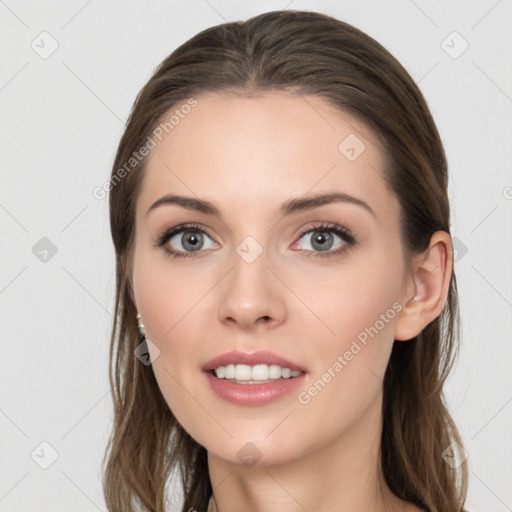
154, 222, 357, 259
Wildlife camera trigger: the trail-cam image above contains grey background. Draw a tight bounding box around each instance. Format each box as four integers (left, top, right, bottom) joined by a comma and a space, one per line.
1, 1, 511, 511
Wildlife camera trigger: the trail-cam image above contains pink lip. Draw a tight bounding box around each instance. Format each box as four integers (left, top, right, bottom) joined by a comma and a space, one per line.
204, 371, 306, 406
202, 350, 306, 372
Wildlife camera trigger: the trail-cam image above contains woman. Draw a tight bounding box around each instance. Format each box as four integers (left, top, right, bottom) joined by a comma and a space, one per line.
102, 10, 468, 512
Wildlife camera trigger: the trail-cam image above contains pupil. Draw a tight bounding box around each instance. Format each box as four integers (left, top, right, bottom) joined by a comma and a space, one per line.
183, 231, 202, 251
312, 231, 333, 251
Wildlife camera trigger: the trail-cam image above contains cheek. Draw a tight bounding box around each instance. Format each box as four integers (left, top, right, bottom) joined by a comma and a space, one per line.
293, 243, 404, 412
291, 239, 404, 352
132, 246, 220, 434
132, 244, 210, 345
291, 280, 402, 450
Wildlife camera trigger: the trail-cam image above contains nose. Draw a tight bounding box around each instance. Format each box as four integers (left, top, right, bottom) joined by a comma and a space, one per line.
217, 246, 287, 331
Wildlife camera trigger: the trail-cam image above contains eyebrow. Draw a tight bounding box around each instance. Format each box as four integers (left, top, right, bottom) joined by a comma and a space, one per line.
146, 192, 376, 218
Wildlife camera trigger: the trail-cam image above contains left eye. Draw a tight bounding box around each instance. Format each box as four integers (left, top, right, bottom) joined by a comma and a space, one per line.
295, 227, 349, 254
165, 228, 217, 254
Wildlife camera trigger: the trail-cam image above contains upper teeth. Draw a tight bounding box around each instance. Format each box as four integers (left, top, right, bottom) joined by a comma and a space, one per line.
214, 364, 302, 381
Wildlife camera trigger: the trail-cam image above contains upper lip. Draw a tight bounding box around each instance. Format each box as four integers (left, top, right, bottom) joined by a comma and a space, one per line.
202, 350, 307, 372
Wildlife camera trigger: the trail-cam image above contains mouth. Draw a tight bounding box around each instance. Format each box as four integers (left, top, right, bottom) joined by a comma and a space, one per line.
208, 363, 304, 384
204, 369, 306, 406
202, 351, 308, 406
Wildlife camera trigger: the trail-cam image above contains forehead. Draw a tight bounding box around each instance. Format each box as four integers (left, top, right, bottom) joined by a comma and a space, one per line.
137, 91, 397, 224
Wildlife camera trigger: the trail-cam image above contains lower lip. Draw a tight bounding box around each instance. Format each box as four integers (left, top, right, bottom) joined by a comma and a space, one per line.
204, 371, 306, 406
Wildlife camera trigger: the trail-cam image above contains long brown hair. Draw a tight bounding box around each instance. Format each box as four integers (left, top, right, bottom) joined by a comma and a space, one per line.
102, 10, 468, 512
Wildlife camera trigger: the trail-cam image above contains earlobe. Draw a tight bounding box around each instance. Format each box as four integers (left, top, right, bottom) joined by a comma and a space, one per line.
394, 231, 453, 341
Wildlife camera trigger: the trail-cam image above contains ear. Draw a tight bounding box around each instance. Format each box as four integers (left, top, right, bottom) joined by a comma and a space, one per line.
394, 231, 453, 341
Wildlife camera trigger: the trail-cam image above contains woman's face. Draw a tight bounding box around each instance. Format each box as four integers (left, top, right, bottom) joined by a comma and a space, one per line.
132, 91, 412, 466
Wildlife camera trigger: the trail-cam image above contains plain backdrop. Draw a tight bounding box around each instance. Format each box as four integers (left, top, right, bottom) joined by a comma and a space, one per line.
1, 1, 511, 511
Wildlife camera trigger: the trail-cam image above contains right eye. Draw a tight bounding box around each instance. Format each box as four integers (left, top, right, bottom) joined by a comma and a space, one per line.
155, 223, 218, 259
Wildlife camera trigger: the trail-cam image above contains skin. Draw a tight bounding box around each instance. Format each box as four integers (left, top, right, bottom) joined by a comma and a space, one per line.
131, 91, 453, 512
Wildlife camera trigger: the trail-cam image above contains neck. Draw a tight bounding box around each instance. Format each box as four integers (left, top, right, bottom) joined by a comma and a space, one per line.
207, 392, 410, 512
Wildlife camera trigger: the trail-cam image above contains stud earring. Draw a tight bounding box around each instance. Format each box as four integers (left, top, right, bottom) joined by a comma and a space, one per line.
136, 313, 146, 340
409, 295, 420, 304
